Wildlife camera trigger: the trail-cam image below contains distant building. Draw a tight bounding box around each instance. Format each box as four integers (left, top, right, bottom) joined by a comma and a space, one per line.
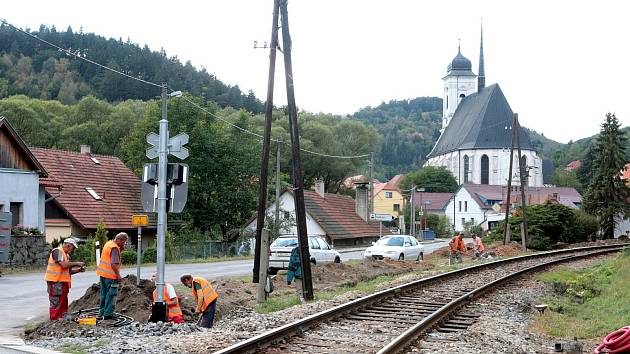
565, 160, 582, 171
372, 174, 405, 219
412, 192, 454, 216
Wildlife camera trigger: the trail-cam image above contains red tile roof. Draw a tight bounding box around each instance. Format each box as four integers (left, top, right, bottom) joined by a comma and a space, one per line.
39, 177, 63, 188
31, 148, 147, 230
622, 163, 630, 184
374, 174, 405, 195
461, 184, 583, 210
413, 192, 454, 211
565, 160, 582, 171
302, 191, 385, 240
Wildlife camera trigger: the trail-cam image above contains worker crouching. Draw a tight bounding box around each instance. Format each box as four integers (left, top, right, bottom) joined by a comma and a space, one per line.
44, 238, 85, 320
150, 272, 184, 324
180, 274, 218, 328
449, 232, 466, 264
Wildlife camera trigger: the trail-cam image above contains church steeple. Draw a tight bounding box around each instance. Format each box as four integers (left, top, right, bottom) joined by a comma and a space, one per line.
478, 22, 486, 92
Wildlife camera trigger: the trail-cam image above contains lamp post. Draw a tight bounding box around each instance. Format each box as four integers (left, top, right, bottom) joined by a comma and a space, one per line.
417, 188, 425, 239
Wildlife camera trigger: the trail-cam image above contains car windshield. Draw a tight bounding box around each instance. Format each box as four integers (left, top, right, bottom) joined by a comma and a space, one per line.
377, 237, 404, 246
272, 238, 298, 247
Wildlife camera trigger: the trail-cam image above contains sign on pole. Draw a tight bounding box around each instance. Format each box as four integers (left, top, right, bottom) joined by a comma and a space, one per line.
370, 213, 395, 222
132, 214, 149, 227
146, 132, 189, 160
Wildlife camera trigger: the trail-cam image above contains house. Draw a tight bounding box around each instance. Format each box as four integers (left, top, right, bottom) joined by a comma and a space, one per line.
614, 165, 630, 238
31, 146, 155, 245
0, 117, 59, 233
445, 184, 582, 231
244, 181, 385, 247
413, 192, 454, 216
373, 174, 405, 219
565, 160, 582, 171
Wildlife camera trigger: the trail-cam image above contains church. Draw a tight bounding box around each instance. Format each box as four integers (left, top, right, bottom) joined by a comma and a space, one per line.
425, 29, 544, 187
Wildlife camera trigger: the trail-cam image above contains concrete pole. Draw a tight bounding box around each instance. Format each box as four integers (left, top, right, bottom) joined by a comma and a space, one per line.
257, 229, 270, 303
136, 226, 142, 286
410, 185, 416, 237
369, 152, 374, 220
275, 141, 281, 233
155, 84, 169, 304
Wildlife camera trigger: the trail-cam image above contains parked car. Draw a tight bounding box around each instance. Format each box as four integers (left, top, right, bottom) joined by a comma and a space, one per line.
363, 235, 424, 261
268, 235, 341, 275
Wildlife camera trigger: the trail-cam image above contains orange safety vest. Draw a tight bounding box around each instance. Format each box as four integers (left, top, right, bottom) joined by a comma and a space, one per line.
152, 284, 183, 319
44, 246, 71, 284
191, 277, 218, 312
96, 240, 120, 280
451, 236, 465, 252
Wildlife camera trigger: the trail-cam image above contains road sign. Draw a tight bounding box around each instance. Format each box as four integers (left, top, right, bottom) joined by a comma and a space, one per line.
132, 214, 149, 227
141, 163, 189, 213
492, 204, 501, 212
370, 213, 395, 222
0, 212, 12, 263
145, 132, 189, 160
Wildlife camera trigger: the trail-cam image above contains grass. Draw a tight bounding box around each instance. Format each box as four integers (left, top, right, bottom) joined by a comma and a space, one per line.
532, 248, 630, 338
59, 340, 107, 353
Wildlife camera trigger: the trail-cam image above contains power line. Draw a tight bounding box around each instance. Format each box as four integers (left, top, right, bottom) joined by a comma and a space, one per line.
0, 19, 163, 89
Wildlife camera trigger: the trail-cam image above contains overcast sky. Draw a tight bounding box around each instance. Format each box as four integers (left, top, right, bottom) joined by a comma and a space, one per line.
4, 1, 629, 143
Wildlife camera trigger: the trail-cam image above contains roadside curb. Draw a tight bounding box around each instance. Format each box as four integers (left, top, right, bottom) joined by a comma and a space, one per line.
0, 336, 62, 354
419, 239, 447, 245
336, 248, 366, 254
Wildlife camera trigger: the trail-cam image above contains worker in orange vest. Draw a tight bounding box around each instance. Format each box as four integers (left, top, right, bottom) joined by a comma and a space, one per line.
149, 272, 184, 324
45, 238, 85, 320
448, 232, 466, 264
180, 274, 218, 328
96, 232, 128, 319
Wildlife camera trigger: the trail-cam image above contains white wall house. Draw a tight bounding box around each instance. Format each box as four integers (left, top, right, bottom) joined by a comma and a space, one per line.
616, 214, 630, 238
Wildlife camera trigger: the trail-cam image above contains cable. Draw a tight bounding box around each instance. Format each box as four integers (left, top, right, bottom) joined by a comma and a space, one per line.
0, 19, 163, 89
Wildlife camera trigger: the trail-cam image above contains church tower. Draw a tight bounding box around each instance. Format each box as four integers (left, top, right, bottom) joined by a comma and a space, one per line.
442, 44, 477, 130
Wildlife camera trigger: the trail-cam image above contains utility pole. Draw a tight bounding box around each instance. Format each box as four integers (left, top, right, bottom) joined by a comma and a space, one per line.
369, 152, 374, 220
153, 83, 169, 319
279, 0, 314, 301
503, 113, 518, 245
275, 141, 281, 232
514, 115, 529, 251
253, 0, 280, 284
410, 185, 416, 237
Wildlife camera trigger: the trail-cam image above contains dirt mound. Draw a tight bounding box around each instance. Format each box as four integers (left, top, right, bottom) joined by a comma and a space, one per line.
488, 242, 523, 257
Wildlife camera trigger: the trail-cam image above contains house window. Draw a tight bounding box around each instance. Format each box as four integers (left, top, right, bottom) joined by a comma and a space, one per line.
458, 201, 462, 212
385, 192, 393, 199
283, 211, 290, 219
464, 201, 468, 212
85, 187, 102, 200
471, 217, 475, 224
393, 204, 400, 212
10, 202, 22, 227
463, 155, 470, 183
481, 155, 489, 184
461, 218, 465, 227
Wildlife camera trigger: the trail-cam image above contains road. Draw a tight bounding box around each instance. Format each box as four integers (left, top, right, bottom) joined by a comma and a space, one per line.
0, 241, 448, 335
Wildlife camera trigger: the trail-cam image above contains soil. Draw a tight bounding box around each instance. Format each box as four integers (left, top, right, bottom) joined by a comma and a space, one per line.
429, 240, 524, 259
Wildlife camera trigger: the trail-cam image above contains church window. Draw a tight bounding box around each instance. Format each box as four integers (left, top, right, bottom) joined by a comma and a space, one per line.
463, 155, 470, 183
446, 96, 449, 109
459, 93, 465, 99
464, 201, 468, 212
481, 155, 489, 184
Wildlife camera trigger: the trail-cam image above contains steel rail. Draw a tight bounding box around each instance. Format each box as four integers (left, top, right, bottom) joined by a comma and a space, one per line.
213, 243, 628, 354
377, 246, 623, 354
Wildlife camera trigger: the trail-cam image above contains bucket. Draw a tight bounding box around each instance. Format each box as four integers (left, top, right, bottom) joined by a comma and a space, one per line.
76, 317, 97, 325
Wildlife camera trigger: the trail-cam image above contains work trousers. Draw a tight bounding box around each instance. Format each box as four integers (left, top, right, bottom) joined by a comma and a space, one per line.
449, 250, 463, 264
294, 278, 305, 304
199, 300, 217, 328
98, 277, 119, 318
47, 281, 70, 320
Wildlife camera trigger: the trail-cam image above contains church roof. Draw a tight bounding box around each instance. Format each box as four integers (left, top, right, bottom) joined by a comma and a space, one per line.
427, 84, 533, 158
446, 48, 475, 77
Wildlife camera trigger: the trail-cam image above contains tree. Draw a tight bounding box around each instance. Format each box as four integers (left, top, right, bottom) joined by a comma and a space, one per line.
553, 169, 583, 194
583, 113, 630, 239
400, 166, 458, 192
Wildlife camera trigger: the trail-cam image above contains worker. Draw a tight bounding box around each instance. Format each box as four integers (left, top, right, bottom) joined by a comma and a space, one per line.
472, 233, 487, 259
44, 238, 85, 320
448, 232, 466, 264
150, 272, 184, 324
180, 274, 218, 328
287, 247, 304, 304
96, 232, 127, 320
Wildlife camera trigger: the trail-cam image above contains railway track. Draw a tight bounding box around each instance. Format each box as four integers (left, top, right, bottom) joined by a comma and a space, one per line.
214, 244, 626, 354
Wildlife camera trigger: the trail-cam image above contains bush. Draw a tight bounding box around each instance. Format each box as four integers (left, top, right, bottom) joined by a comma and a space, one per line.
143, 247, 157, 263
121, 250, 138, 265
425, 214, 452, 238
72, 238, 95, 265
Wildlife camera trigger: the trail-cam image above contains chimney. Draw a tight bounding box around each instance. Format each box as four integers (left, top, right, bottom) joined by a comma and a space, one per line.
314, 179, 325, 198
80, 145, 91, 154
354, 182, 369, 222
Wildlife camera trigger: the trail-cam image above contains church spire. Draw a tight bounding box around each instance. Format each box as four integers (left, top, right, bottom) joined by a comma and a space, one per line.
478, 21, 485, 92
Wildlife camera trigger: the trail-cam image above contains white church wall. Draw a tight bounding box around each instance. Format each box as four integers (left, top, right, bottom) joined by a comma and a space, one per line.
442, 76, 476, 130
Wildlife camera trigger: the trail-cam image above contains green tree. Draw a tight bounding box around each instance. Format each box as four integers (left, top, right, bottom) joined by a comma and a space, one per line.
552, 169, 583, 194
400, 166, 458, 192
94, 219, 109, 254
584, 113, 630, 239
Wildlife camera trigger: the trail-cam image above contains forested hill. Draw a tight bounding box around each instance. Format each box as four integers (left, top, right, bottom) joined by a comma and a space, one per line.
0, 24, 264, 112
351, 97, 444, 177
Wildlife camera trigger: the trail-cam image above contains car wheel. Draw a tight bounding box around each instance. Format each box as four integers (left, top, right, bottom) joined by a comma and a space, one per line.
268, 267, 279, 275
398, 253, 404, 261
310, 258, 316, 265
334, 256, 341, 263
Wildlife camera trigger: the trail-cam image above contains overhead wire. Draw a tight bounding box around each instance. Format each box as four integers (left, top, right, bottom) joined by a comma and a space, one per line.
1, 18, 371, 160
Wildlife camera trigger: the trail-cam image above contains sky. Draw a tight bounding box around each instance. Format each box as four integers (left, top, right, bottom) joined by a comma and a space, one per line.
3, 1, 629, 143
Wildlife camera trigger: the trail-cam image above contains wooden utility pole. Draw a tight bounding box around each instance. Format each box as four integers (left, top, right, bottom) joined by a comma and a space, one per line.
279, 0, 314, 301
514, 115, 529, 251
410, 185, 416, 238
253, 0, 280, 284
503, 114, 518, 245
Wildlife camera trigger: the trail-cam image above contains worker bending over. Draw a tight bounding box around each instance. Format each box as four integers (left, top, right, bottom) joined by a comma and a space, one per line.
180, 274, 218, 328
472, 234, 489, 259
449, 232, 466, 264
150, 272, 184, 323
44, 238, 85, 320
96, 232, 127, 320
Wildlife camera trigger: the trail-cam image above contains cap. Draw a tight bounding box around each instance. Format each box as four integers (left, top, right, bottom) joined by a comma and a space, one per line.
64, 238, 78, 248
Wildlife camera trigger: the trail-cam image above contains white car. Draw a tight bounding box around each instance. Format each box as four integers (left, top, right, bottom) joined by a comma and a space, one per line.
268, 235, 342, 275
363, 235, 424, 261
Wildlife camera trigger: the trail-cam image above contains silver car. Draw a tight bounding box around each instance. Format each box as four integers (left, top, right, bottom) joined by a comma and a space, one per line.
268, 235, 341, 275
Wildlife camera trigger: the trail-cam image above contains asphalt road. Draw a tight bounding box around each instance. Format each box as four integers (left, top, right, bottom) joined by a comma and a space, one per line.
0, 241, 448, 335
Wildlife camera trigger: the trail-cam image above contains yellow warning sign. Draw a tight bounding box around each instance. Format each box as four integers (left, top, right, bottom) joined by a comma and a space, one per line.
132, 214, 149, 227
